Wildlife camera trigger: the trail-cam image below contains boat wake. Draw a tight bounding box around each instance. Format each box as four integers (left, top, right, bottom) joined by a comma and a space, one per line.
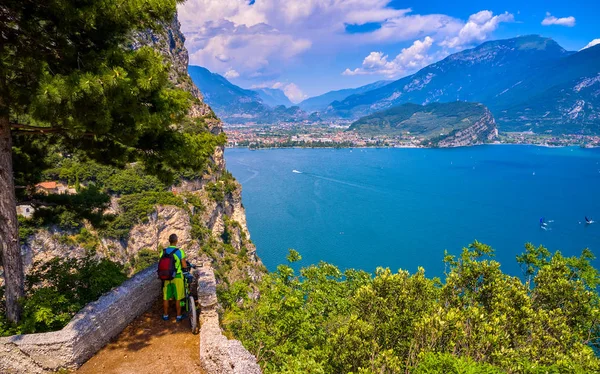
292, 170, 302, 174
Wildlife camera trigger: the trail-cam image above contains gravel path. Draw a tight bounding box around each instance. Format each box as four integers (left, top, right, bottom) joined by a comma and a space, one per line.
77, 301, 202, 374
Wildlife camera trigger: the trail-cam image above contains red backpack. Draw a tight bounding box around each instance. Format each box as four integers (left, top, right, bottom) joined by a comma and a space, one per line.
157, 248, 178, 280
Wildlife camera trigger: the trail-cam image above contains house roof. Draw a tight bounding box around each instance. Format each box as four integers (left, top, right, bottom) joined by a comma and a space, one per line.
36, 181, 57, 189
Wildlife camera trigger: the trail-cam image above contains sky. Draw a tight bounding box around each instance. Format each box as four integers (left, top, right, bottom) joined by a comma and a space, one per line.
177, 0, 600, 102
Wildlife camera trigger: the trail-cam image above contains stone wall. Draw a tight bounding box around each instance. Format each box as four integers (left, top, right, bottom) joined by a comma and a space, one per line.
197, 264, 262, 374
0, 266, 161, 373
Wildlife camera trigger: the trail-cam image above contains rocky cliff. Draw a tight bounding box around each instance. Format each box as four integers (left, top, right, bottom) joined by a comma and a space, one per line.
18, 15, 264, 288
349, 101, 498, 147
434, 109, 498, 148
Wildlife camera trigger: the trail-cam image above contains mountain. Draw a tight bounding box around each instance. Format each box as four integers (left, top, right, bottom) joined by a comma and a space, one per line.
348, 102, 498, 147
188, 65, 266, 120
252, 88, 293, 107
497, 44, 600, 133
299, 80, 391, 113
327, 35, 600, 133
188, 65, 310, 123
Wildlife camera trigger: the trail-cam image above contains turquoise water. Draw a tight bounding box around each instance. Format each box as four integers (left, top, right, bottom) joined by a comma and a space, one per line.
225, 146, 600, 277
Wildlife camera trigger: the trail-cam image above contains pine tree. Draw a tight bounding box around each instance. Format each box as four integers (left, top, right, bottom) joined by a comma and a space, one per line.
0, 0, 203, 323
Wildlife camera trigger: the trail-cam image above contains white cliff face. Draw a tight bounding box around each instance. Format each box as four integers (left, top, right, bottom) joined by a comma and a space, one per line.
436, 109, 499, 148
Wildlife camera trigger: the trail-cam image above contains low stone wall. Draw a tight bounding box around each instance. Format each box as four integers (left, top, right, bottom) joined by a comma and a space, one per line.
197, 264, 262, 374
0, 266, 161, 373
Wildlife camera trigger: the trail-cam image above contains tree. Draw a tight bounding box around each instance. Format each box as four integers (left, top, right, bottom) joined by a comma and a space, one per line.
0, 0, 205, 323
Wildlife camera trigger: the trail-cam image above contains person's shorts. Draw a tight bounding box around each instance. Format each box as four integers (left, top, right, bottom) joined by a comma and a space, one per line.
163, 276, 184, 301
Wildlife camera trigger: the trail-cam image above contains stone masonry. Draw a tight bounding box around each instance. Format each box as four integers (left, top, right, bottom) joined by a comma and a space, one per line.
0, 266, 161, 373
197, 263, 262, 374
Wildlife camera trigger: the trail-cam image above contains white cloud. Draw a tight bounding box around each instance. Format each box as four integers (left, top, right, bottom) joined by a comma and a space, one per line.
581, 39, 600, 51
224, 69, 240, 79
441, 11, 514, 49
283, 83, 307, 103
542, 13, 576, 27
343, 36, 435, 77
179, 2, 514, 86
178, 1, 467, 80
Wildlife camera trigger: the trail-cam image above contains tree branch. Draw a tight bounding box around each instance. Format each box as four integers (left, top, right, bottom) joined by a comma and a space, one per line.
10, 122, 96, 137
10, 122, 62, 133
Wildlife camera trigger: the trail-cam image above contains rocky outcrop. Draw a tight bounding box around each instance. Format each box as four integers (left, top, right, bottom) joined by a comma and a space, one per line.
435, 109, 498, 147
0, 267, 161, 373
197, 264, 262, 374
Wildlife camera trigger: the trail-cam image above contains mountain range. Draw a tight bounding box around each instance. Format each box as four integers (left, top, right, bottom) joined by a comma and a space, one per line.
327, 35, 600, 134
188, 66, 392, 124
297, 80, 391, 113
189, 36, 600, 133
188, 66, 311, 124
252, 88, 293, 107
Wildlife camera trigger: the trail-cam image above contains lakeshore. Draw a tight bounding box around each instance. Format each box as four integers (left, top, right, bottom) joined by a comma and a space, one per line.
224, 123, 600, 149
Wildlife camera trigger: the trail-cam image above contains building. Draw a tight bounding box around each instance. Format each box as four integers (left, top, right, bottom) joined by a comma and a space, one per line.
16, 205, 34, 219
35, 181, 73, 195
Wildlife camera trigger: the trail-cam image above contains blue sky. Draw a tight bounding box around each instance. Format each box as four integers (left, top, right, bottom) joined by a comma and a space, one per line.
177, 0, 599, 102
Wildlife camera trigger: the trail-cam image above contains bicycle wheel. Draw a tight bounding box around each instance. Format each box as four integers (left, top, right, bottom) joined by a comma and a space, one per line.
189, 295, 199, 334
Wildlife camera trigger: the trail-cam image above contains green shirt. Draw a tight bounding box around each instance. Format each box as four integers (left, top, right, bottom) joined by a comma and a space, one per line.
160, 246, 186, 276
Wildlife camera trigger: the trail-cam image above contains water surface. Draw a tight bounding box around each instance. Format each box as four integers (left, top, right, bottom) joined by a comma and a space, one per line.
225, 146, 600, 276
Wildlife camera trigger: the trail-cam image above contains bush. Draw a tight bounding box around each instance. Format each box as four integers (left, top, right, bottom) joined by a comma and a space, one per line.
102, 191, 185, 239
105, 165, 166, 195
133, 249, 158, 273
223, 244, 600, 374
0, 255, 127, 336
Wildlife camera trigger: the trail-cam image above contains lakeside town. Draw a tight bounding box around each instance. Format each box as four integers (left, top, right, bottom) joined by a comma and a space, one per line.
224, 122, 600, 149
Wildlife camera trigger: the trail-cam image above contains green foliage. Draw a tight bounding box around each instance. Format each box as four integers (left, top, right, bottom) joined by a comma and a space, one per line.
27, 185, 111, 231
0, 255, 127, 335
413, 352, 504, 374
133, 249, 158, 273
102, 191, 185, 239
105, 165, 166, 195
223, 243, 600, 374
205, 171, 238, 203
17, 215, 38, 242
286, 249, 302, 263
75, 228, 100, 253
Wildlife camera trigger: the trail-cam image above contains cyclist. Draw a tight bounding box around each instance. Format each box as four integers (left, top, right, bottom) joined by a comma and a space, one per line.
160, 233, 188, 322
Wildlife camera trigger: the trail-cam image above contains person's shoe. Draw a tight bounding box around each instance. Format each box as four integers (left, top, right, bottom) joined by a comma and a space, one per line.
176, 315, 184, 322
162, 315, 169, 321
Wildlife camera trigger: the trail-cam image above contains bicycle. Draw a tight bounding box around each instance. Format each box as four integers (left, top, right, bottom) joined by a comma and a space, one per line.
182, 263, 200, 334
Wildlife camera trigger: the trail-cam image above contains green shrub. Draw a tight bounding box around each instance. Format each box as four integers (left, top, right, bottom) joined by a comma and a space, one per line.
102, 191, 185, 239
414, 352, 504, 374
133, 249, 158, 273
0, 255, 127, 336
105, 165, 166, 195
223, 244, 600, 374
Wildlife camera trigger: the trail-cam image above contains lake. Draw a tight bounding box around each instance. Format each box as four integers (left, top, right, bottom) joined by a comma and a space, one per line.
225, 146, 600, 277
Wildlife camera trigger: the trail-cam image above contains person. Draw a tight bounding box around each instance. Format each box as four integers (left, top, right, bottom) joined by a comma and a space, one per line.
161, 234, 188, 321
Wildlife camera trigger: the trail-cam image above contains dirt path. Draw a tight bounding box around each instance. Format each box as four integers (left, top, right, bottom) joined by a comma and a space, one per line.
77, 301, 202, 374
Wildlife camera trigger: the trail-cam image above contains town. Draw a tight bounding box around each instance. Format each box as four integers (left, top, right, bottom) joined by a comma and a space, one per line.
224, 122, 600, 149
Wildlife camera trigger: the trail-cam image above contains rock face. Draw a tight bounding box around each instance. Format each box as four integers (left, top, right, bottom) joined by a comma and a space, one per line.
349, 101, 498, 147
435, 109, 498, 148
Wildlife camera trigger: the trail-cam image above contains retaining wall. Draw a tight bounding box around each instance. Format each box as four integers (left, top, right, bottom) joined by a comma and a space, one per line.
197, 264, 262, 374
0, 266, 161, 373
